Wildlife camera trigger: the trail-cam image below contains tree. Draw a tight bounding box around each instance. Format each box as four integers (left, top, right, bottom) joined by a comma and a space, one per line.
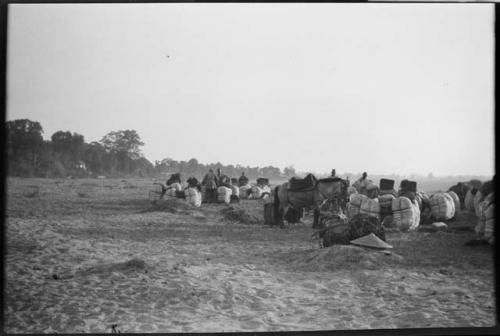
6, 119, 44, 176
100, 130, 144, 159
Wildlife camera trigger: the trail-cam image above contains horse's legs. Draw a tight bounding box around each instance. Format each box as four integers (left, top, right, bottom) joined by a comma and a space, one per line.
312, 206, 320, 229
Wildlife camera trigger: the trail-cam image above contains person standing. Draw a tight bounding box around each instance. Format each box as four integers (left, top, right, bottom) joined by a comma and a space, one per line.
331, 169, 336, 178
202, 169, 218, 203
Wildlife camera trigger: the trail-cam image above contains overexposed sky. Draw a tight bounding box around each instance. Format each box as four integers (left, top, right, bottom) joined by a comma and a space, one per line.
7, 3, 495, 176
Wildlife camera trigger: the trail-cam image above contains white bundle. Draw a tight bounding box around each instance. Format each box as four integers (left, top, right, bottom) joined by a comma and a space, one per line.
378, 194, 395, 209
447, 191, 460, 213
184, 187, 202, 207
217, 186, 232, 204
239, 184, 251, 199
170, 182, 182, 191
251, 186, 263, 199
346, 193, 369, 220
430, 193, 455, 221
392, 196, 420, 231
230, 185, 240, 197
360, 197, 381, 220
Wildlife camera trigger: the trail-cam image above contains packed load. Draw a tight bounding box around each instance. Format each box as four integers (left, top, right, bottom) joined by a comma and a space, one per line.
346, 193, 367, 219
392, 196, 420, 231
239, 184, 251, 199
464, 189, 476, 213
430, 192, 455, 221
378, 194, 395, 219
250, 185, 263, 199
447, 191, 461, 212
217, 186, 232, 204
184, 187, 202, 207
475, 192, 495, 245
346, 193, 380, 220
360, 197, 381, 220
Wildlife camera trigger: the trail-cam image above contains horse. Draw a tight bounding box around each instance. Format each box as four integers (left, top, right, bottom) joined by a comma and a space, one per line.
273, 176, 349, 229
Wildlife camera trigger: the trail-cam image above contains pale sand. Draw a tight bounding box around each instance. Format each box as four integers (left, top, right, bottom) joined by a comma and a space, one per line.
4, 178, 496, 333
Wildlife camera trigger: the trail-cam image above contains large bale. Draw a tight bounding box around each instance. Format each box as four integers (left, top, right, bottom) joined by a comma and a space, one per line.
346, 193, 368, 219
359, 197, 380, 220
430, 193, 455, 221
230, 185, 240, 197
184, 187, 202, 207
447, 191, 460, 213
217, 186, 232, 204
239, 184, 251, 200
379, 189, 397, 197
392, 196, 420, 231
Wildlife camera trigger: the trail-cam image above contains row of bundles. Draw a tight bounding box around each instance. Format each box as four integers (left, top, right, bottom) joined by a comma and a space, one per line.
392, 196, 420, 231
184, 187, 202, 207
217, 186, 232, 204
475, 192, 495, 245
429, 193, 455, 221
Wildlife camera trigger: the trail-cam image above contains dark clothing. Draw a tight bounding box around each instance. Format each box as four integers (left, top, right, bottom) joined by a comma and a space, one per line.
202, 172, 218, 189
238, 175, 249, 187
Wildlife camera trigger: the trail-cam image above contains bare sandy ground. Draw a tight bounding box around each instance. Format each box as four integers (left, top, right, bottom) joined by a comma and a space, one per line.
4, 178, 496, 333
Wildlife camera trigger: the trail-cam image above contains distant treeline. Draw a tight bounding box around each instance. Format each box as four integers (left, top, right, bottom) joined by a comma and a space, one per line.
6, 119, 490, 187
5, 119, 293, 180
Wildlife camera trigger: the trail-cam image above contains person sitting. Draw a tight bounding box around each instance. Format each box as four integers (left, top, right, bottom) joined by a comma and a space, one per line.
331, 169, 336, 177
216, 168, 231, 188
354, 172, 368, 192
202, 169, 218, 203
238, 172, 249, 187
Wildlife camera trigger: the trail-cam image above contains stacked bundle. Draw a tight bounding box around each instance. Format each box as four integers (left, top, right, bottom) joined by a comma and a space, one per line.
251, 186, 263, 199
378, 194, 395, 219
475, 192, 495, 245
230, 185, 240, 197
217, 186, 232, 204
239, 184, 251, 199
392, 196, 420, 231
447, 191, 461, 212
430, 193, 455, 220
184, 187, 202, 207
346, 193, 367, 219
360, 197, 381, 220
